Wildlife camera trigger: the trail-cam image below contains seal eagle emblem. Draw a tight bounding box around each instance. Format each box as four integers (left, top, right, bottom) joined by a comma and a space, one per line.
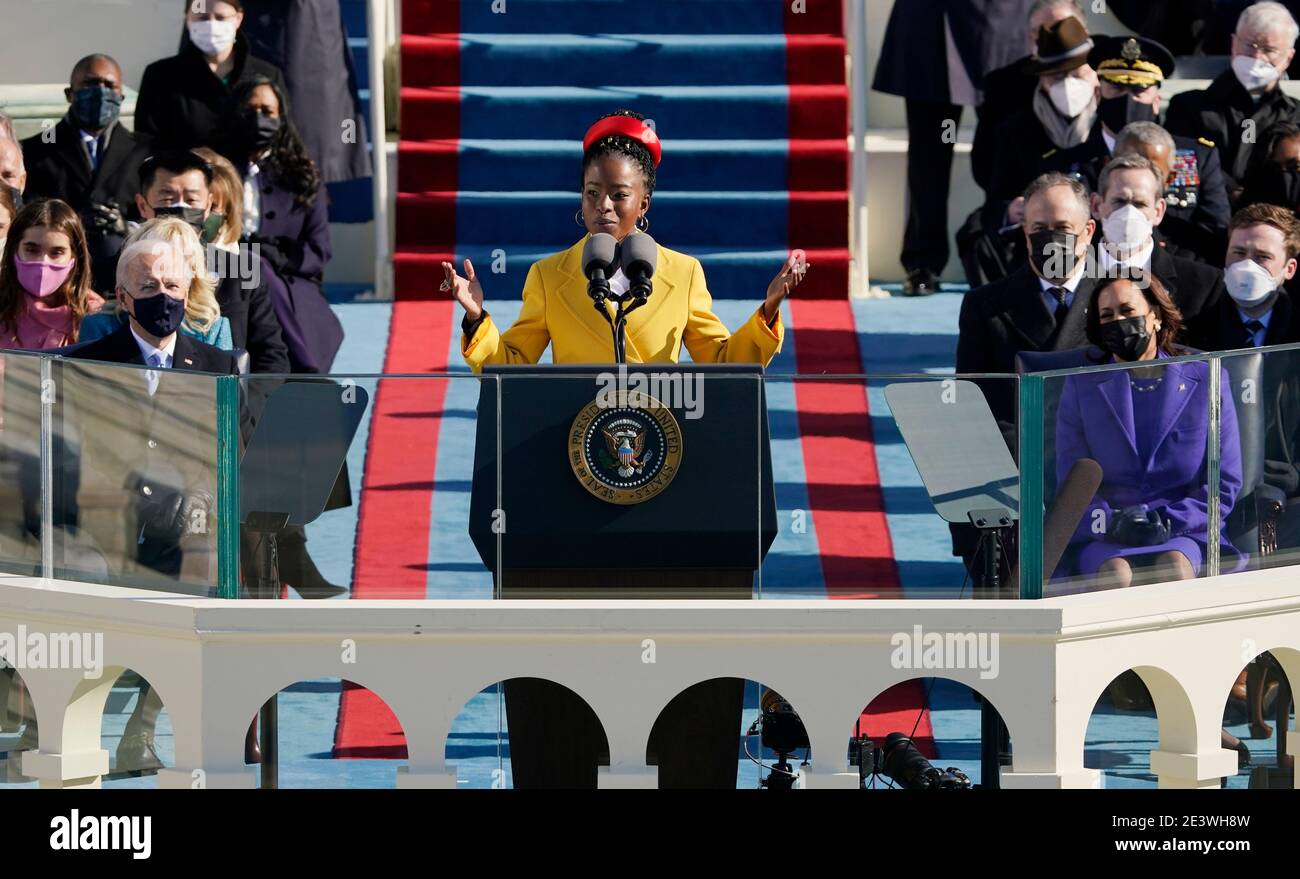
569, 390, 682, 504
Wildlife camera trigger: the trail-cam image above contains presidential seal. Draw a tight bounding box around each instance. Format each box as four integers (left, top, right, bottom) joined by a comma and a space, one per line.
569, 391, 682, 504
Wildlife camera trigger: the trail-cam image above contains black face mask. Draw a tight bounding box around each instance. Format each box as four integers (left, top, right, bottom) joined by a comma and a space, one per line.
1098, 94, 1157, 133
1245, 161, 1300, 210
241, 112, 281, 152
1098, 315, 1153, 361
151, 204, 207, 231
1027, 229, 1080, 281
129, 291, 187, 338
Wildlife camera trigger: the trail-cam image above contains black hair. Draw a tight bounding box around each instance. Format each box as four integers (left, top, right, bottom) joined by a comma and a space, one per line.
581, 109, 656, 196
224, 76, 322, 207
137, 149, 214, 194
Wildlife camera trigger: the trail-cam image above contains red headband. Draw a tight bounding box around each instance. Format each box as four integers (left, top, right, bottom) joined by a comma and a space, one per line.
582, 116, 661, 167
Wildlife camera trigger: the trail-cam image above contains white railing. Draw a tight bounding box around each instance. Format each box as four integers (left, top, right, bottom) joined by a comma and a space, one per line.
1, 567, 1297, 789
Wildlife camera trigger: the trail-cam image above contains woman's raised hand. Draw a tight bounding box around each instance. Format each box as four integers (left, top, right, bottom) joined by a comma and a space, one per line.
763, 249, 809, 321
440, 258, 485, 321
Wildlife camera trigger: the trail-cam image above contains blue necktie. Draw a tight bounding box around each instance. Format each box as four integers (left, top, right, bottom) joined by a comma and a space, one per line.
1244, 319, 1265, 348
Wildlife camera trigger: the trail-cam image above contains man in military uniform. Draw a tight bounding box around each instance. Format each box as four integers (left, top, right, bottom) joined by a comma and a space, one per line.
1166, 1, 1300, 205
1112, 121, 1232, 266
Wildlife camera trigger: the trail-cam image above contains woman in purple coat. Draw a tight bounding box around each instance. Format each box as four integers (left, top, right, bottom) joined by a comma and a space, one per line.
1056, 273, 1246, 588
222, 75, 344, 374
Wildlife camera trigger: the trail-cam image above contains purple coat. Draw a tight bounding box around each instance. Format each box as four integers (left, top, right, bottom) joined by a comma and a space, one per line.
1056, 355, 1246, 577
252, 171, 344, 374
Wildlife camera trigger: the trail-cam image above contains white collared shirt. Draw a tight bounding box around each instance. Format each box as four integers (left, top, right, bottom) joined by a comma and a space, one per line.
1103, 128, 1117, 156
1037, 259, 1088, 315
1098, 238, 1155, 275
130, 325, 177, 395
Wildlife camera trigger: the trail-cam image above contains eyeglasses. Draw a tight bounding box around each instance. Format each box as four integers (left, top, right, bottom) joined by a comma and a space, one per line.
1234, 34, 1288, 64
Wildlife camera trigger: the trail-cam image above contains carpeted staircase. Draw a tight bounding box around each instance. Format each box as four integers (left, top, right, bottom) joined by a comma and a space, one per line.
395, 0, 848, 301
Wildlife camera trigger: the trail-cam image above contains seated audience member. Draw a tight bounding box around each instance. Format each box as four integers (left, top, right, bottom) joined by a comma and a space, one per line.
1056, 273, 1245, 587
134, 150, 288, 372
973, 1, 1086, 194
1188, 202, 1300, 350
193, 147, 290, 372
20, 55, 153, 296
983, 19, 1100, 246
135, 0, 287, 152
1166, 1, 1300, 205
1112, 122, 1231, 266
0, 199, 104, 350
958, 173, 1097, 442
961, 0, 1088, 286
0, 137, 26, 204
62, 237, 241, 775
79, 217, 231, 349
1239, 121, 1300, 211
222, 76, 342, 374
1090, 154, 1225, 325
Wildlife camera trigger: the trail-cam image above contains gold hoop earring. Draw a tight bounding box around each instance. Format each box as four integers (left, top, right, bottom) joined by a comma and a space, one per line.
635, 215, 650, 233
575, 209, 585, 228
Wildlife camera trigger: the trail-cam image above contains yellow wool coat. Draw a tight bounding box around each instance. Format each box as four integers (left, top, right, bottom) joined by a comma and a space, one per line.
461, 235, 783, 372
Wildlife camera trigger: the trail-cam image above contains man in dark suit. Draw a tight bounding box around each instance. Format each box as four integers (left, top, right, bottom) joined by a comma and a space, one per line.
1089, 153, 1226, 326
1189, 203, 1300, 575
60, 237, 240, 776
1165, 2, 1300, 204
20, 55, 153, 295
134, 150, 290, 374
873, 0, 1036, 294
972, 0, 1085, 193
959, 172, 1097, 433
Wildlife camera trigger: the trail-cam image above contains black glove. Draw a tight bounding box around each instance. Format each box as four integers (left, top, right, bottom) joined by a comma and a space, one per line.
250, 234, 289, 272
138, 487, 214, 543
89, 200, 127, 237
1107, 505, 1171, 547
1264, 459, 1300, 497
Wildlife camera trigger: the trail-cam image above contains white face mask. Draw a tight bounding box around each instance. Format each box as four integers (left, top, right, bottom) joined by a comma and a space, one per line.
1231, 54, 1280, 92
188, 19, 239, 57
1102, 204, 1154, 251
1224, 258, 1280, 305
1049, 76, 1095, 119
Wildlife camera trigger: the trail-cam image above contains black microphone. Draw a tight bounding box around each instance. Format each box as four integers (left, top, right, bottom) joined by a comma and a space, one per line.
620, 232, 657, 302
582, 233, 618, 308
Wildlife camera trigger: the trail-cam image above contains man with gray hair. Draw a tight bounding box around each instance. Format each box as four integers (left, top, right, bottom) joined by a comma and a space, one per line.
1090, 153, 1226, 323
64, 237, 240, 377
1112, 120, 1232, 265
1167, 0, 1300, 201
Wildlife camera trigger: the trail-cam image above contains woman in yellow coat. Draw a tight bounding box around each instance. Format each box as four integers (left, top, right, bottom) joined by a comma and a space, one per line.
441, 110, 808, 371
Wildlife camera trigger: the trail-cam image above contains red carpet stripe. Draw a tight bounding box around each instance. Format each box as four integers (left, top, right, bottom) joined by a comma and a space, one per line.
788, 301, 933, 750
334, 301, 454, 758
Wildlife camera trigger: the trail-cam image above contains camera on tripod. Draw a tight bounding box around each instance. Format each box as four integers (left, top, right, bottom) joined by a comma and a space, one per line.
747, 690, 972, 790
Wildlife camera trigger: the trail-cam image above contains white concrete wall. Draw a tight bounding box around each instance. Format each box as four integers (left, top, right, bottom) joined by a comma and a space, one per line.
1, 567, 1296, 789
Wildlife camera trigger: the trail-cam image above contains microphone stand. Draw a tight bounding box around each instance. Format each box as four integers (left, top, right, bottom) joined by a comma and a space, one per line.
589, 277, 651, 366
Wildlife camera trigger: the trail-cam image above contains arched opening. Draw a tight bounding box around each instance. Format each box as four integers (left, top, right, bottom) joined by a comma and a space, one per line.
1085, 666, 1203, 788
649, 677, 775, 790
101, 670, 173, 788
0, 662, 37, 786
1222, 649, 1296, 790
250, 677, 407, 789
855, 679, 987, 790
